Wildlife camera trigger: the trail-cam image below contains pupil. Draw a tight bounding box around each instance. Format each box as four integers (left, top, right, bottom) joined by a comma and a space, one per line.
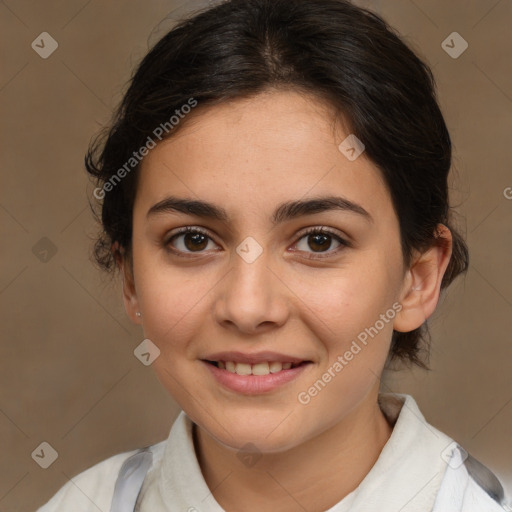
185, 232, 207, 251
309, 233, 330, 252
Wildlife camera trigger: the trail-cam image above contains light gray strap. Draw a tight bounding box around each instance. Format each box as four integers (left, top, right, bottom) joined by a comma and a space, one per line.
433, 444, 507, 511
464, 451, 505, 505
110, 448, 153, 512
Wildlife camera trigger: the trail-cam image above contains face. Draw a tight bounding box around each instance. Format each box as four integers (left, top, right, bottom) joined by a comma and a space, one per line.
124, 89, 412, 453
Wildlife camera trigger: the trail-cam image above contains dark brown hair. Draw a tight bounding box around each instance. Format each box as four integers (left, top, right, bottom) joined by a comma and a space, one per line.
85, 0, 469, 369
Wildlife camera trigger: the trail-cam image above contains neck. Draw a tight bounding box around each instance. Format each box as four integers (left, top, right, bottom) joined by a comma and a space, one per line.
193, 391, 393, 512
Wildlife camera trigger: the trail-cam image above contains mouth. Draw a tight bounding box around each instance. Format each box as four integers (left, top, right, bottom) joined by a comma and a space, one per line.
202, 359, 311, 375
201, 358, 313, 394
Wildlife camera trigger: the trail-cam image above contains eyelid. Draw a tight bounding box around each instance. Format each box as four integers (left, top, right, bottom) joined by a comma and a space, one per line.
295, 225, 350, 243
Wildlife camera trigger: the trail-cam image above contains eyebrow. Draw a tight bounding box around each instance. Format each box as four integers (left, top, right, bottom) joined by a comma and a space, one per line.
147, 195, 373, 225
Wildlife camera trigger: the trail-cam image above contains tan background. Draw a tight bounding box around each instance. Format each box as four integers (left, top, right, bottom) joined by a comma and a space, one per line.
1, 0, 511, 510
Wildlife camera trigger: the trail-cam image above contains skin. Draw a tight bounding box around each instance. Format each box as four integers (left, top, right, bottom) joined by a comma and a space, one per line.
119, 88, 452, 511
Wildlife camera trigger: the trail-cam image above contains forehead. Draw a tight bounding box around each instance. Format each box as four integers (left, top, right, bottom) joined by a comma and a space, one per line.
136, 89, 393, 225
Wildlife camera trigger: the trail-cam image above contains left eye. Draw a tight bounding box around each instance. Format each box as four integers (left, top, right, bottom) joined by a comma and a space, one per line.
293, 228, 347, 256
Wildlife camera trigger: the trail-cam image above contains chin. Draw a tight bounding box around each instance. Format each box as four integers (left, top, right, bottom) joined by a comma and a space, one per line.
200, 413, 304, 454
217, 431, 299, 454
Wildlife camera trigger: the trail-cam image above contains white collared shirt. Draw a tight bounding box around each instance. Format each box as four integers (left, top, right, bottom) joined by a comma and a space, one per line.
37, 393, 509, 511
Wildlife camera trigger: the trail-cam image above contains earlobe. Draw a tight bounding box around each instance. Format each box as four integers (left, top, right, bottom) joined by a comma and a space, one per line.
114, 243, 142, 325
393, 224, 453, 333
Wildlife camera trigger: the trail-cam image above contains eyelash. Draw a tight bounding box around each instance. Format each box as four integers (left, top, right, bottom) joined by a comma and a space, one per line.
164, 226, 350, 260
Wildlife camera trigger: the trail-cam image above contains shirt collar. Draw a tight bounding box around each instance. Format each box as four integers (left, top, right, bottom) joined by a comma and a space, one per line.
154, 393, 453, 512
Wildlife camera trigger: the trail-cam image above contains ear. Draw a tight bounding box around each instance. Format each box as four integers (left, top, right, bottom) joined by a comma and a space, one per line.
113, 242, 142, 325
393, 224, 453, 333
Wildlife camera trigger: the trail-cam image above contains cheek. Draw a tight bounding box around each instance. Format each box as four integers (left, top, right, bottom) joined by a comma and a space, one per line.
135, 264, 213, 354
295, 260, 399, 345
293, 272, 395, 414
135, 269, 212, 400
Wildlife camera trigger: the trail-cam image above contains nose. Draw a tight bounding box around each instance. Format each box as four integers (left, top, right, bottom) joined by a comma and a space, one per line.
212, 248, 290, 335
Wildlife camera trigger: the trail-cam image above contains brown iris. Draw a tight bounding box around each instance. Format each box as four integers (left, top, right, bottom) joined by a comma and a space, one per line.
307, 233, 331, 252
183, 232, 208, 251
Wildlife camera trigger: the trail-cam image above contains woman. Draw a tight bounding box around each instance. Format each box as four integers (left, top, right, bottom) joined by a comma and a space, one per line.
37, 0, 509, 510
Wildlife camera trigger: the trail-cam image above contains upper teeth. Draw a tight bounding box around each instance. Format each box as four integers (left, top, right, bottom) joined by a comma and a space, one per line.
218, 361, 295, 375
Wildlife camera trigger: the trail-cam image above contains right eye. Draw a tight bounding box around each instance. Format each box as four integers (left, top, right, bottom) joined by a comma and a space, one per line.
165, 226, 219, 256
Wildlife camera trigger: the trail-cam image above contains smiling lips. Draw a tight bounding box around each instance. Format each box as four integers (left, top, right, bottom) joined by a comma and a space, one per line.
201, 351, 311, 376
206, 360, 304, 375
202, 358, 312, 394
